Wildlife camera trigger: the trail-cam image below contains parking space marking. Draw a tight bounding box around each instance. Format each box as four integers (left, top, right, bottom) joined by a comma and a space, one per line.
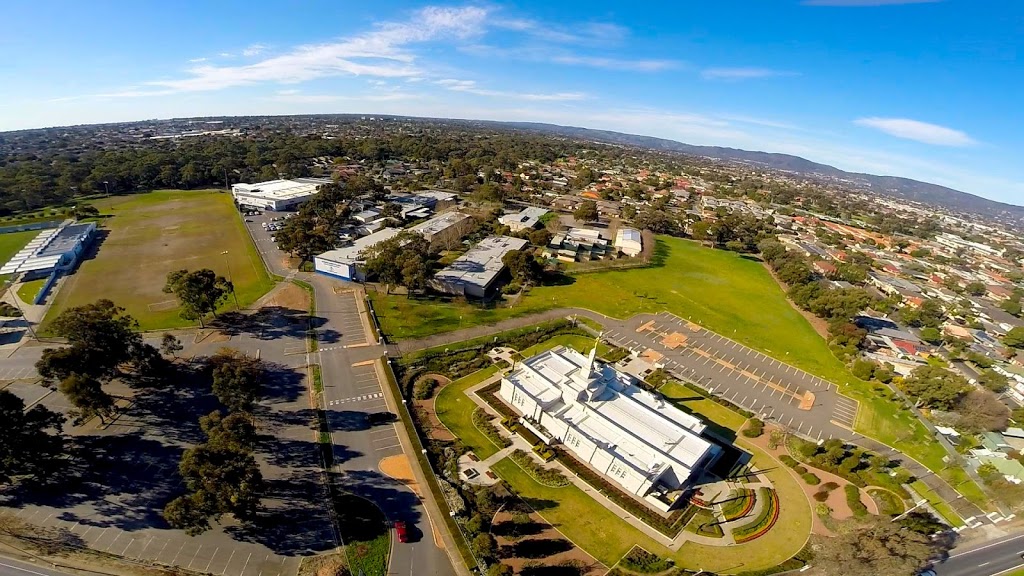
327, 392, 383, 405
187, 545, 205, 569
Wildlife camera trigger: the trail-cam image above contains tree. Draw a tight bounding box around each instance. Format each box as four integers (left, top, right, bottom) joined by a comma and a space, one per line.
361, 232, 431, 294
978, 369, 1009, 393
900, 365, 969, 410
162, 492, 214, 536
966, 281, 987, 296
472, 532, 498, 560
199, 410, 256, 451
380, 202, 402, 220
59, 373, 115, 424
38, 299, 147, 381
812, 516, 943, 576
851, 359, 877, 381
1004, 327, 1024, 349
956, 389, 1010, 433
0, 390, 65, 484
528, 228, 552, 247
502, 250, 542, 285
487, 563, 514, 576
164, 269, 233, 328
175, 443, 264, 524
161, 333, 183, 358
572, 200, 598, 223
207, 349, 265, 412
919, 327, 943, 345
1000, 298, 1023, 318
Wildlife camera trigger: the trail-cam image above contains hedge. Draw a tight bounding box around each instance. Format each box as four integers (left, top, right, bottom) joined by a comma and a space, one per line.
509, 449, 569, 487
733, 488, 781, 543
801, 473, 821, 486
845, 484, 869, 517
477, 382, 517, 418
742, 418, 765, 438
719, 488, 756, 521
473, 408, 512, 449
779, 455, 799, 467
553, 446, 697, 537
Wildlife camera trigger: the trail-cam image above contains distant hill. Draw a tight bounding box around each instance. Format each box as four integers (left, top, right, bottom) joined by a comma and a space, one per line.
490, 121, 1024, 220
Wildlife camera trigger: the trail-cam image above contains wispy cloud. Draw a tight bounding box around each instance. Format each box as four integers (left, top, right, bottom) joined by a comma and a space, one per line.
551, 55, 677, 72
242, 43, 267, 57
188, 57, 208, 63
90, 5, 488, 97
701, 67, 799, 80
854, 117, 976, 146
435, 79, 586, 101
494, 19, 629, 46
803, 0, 940, 5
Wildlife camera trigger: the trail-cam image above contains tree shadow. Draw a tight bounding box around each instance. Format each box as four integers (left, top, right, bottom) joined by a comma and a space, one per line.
491, 520, 546, 539
501, 538, 573, 559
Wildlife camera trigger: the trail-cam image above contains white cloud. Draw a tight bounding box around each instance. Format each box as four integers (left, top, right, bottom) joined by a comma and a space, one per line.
435, 79, 586, 101
854, 117, 976, 146
701, 67, 798, 80
493, 19, 628, 45
95, 5, 489, 97
188, 57, 208, 63
242, 44, 267, 57
550, 55, 676, 72
266, 91, 420, 103
218, 52, 234, 58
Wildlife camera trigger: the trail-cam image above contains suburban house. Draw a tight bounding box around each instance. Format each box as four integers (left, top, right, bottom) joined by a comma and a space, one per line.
614, 227, 644, 257
499, 345, 722, 511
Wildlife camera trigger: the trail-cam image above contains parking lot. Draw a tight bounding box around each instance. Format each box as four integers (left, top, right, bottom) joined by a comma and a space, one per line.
607, 311, 861, 440
316, 290, 369, 349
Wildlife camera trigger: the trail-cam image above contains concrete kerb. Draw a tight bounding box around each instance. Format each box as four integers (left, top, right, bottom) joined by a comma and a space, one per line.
374, 356, 474, 576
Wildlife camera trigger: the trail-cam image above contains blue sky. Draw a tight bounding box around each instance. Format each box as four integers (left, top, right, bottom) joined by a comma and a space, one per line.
3, 0, 1023, 205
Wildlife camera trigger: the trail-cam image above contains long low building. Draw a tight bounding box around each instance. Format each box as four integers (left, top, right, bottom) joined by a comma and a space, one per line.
499, 206, 549, 232
231, 178, 330, 211
408, 211, 474, 250
431, 236, 528, 298
313, 228, 403, 282
0, 221, 96, 279
500, 345, 721, 510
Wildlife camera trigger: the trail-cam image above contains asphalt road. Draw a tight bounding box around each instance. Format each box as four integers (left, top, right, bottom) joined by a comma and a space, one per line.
244, 213, 455, 576
0, 557, 75, 576
934, 533, 1024, 576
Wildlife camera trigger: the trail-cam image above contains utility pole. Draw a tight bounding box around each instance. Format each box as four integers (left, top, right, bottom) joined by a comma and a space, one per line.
221, 251, 239, 309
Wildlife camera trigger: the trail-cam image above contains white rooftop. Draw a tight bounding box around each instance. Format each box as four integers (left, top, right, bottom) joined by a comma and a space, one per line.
507, 346, 714, 479
500, 206, 549, 227
315, 227, 403, 265
616, 227, 642, 243
410, 211, 472, 236
232, 179, 320, 201
434, 236, 529, 289
0, 222, 94, 275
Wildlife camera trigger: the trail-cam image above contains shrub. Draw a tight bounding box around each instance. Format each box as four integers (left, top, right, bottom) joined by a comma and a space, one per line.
813, 491, 830, 502
742, 418, 764, 438
793, 465, 808, 475
802, 473, 821, 486
473, 408, 512, 449
845, 484, 869, 517
780, 455, 799, 467
413, 377, 439, 400
821, 482, 840, 492
733, 488, 780, 543
619, 548, 674, 574
719, 488, 756, 521
509, 450, 569, 487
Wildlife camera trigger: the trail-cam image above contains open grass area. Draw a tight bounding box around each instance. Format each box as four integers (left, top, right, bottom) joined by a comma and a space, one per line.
434, 366, 502, 458
335, 493, 390, 576
658, 381, 748, 432
0, 229, 41, 284
16, 278, 46, 304
43, 190, 274, 331
380, 235, 989, 510
910, 480, 965, 528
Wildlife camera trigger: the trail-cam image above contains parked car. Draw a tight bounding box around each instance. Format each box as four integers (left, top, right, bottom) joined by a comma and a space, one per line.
394, 521, 408, 543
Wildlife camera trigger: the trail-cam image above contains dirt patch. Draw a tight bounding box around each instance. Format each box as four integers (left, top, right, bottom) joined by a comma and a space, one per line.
263, 282, 310, 312
414, 397, 456, 441
491, 504, 606, 575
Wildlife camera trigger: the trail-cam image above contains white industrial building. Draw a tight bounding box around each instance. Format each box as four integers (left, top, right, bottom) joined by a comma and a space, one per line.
499, 206, 549, 232
231, 178, 329, 211
313, 228, 403, 282
0, 221, 96, 279
615, 227, 643, 257
432, 236, 529, 298
500, 345, 721, 510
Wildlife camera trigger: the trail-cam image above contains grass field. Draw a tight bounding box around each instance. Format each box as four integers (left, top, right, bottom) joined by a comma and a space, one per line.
16, 278, 46, 304
0, 229, 41, 284
381, 236, 989, 509
43, 190, 274, 331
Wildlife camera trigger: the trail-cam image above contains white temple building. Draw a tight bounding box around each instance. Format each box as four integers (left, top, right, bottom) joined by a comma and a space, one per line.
499, 344, 721, 509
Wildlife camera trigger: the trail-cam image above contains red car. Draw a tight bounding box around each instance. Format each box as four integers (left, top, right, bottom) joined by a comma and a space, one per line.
394, 521, 408, 543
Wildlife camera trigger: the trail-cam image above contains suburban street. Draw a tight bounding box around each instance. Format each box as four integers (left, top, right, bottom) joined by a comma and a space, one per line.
0, 556, 77, 576
934, 533, 1024, 576
243, 213, 456, 576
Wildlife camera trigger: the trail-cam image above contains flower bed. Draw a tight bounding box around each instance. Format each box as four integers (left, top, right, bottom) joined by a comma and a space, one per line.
508, 449, 570, 487
733, 488, 780, 544
477, 381, 518, 418
719, 488, 756, 521
472, 407, 512, 449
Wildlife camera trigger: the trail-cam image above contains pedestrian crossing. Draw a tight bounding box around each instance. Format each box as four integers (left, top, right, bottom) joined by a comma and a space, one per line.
327, 392, 383, 406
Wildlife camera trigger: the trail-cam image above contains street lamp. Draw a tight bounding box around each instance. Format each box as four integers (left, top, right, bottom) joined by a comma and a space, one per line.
221, 251, 239, 309
102, 181, 110, 195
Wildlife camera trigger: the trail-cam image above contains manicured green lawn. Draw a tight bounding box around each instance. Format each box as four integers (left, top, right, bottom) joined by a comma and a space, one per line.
659, 381, 748, 431
384, 236, 990, 511
910, 480, 965, 528
434, 366, 502, 458
43, 190, 274, 331
16, 278, 47, 304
